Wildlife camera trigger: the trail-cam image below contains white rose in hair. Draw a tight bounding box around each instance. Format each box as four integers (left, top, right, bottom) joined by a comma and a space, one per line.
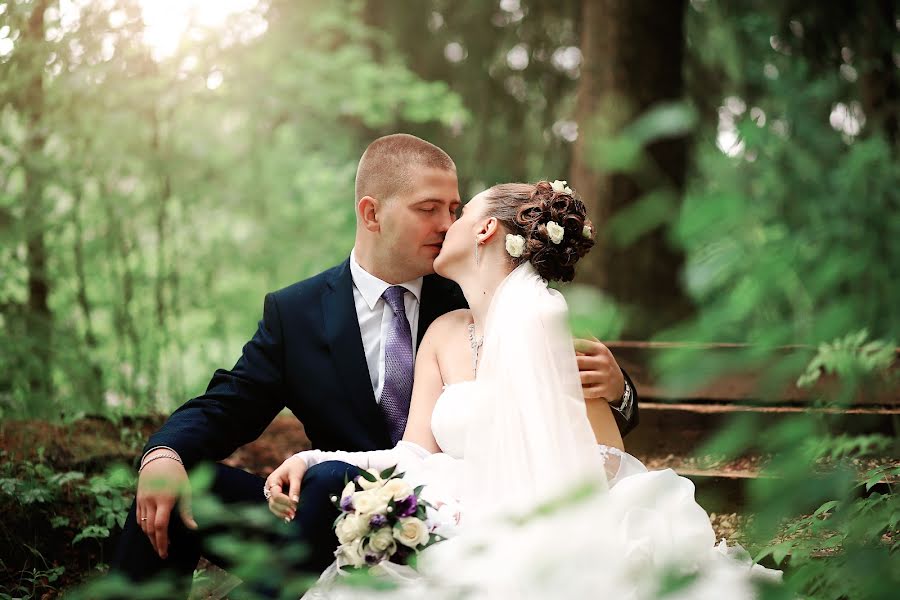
353, 489, 387, 515
546, 221, 565, 244
505, 234, 526, 258
550, 179, 574, 194
369, 526, 397, 554
582, 225, 592, 239
336, 513, 369, 545
393, 517, 430, 548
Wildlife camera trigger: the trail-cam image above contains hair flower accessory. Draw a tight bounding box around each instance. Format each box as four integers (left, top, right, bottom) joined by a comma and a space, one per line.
505, 234, 525, 258
582, 225, 593, 239
546, 221, 565, 244
550, 180, 574, 195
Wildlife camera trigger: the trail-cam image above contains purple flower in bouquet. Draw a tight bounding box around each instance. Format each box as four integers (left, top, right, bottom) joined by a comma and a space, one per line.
395, 494, 418, 518
340, 495, 353, 512
369, 514, 388, 528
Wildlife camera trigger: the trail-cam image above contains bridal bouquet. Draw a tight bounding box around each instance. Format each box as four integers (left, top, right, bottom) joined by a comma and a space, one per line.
331, 465, 442, 568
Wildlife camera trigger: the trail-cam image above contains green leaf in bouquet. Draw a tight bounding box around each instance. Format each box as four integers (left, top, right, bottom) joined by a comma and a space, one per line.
358, 469, 377, 483
413, 484, 425, 496
380, 465, 397, 479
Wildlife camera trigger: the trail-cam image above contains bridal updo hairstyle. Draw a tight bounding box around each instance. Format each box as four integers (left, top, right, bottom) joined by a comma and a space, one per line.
482, 181, 594, 283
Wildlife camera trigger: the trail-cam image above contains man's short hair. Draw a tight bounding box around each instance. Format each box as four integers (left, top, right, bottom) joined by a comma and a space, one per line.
355, 134, 456, 203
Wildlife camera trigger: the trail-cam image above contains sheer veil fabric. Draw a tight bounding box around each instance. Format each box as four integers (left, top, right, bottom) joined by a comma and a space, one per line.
462, 262, 607, 521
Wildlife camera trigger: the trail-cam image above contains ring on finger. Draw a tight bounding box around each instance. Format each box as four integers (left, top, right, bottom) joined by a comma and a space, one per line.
263, 482, 276, 500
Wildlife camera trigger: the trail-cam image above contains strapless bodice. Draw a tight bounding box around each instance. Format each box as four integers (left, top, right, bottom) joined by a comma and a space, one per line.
430, 381, 476, 459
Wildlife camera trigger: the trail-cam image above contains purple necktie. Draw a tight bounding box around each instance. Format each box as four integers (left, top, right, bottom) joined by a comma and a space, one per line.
380, 286, 414, 445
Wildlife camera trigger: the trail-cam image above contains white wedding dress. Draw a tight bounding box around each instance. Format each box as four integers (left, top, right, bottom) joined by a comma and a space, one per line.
300, 264, 781, 599
301, 382, 781, 599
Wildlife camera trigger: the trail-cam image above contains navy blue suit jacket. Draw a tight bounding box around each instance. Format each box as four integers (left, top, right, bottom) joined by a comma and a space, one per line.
145, 259, 638, 469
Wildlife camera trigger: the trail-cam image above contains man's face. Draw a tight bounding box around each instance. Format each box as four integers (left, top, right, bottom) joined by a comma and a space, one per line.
433, 191, 487, 279
377, 166, 461, 280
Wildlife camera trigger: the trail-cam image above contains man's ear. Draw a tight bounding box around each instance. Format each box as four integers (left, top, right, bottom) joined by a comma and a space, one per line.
358, 196, 380, 232
475, 217, 500, 245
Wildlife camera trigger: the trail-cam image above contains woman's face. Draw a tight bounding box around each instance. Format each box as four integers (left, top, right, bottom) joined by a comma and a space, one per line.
433, 191, 489, 279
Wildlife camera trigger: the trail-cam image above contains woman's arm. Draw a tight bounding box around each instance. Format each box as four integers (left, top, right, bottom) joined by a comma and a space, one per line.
585, 397, 625, 452
400, 324, 444, 452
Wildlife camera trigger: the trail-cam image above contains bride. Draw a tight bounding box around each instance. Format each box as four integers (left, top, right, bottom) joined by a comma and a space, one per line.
265, 180, 781, 598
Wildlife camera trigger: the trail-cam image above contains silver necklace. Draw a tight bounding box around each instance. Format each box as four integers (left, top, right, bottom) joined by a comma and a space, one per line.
467, 323, 484, 376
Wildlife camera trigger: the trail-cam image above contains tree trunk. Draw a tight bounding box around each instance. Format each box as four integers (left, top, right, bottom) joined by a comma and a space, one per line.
859, 0, 898, 148
72, 184, 105, 410
21, 0, 53, 410
572, 0, 693, 338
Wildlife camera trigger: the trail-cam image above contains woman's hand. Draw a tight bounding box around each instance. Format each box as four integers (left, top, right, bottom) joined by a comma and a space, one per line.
265, 455, 308, 522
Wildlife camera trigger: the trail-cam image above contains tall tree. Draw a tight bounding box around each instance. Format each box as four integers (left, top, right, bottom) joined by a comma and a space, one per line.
572, 0, 693, 338
19, 0, 53, 407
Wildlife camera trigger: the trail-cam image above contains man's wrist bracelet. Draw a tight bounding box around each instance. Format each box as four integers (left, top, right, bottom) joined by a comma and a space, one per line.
139, 453, 183, 472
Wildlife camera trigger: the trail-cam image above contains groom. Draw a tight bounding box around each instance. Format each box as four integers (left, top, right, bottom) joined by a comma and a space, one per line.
112, 134, 639, 593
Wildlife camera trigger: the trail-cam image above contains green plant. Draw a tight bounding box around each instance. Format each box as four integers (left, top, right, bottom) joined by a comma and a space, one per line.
797, 330, 897, 389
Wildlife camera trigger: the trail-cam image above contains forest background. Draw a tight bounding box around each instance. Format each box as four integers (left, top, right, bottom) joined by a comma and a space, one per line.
0, 1, 897, 598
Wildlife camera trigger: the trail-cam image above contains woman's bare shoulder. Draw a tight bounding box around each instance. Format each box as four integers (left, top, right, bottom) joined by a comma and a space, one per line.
421, 309, 472, 343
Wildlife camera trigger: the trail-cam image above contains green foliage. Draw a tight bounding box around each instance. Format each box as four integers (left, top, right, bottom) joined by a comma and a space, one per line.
0, 0, 469, 419
672, 5, 900, 346
0, 453, 136, 596
0, 564, 65, 600
797, 329, 897, 388
0, 450, 85, 507
73, 467, 136, 544
0, 0, 896, 597
755, 484, 900, 600
562, 284, 625, 340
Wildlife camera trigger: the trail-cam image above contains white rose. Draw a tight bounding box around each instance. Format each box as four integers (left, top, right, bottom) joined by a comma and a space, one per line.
393, 517, 431, 549
546, 221, 565, 244
353, 489, 388, 515
357, 468, 383, 490
337, 537, 365, 568
336, 512, 369, 545
368, 526, 397, 555
341, 481, 355, 501
582, 225, 592, 239
550, 179, 567, 193
379, 478, 414, 502
505, 234, 525, 258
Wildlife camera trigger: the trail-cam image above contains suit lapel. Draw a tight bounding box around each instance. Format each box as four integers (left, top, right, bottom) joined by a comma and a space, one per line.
322, 260, 391, 447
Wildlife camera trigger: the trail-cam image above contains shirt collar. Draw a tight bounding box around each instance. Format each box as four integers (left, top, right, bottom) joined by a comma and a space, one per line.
349, 248, 423, 310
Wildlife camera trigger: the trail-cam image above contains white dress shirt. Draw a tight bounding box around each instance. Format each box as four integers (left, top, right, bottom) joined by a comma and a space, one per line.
349, 249, 423, 402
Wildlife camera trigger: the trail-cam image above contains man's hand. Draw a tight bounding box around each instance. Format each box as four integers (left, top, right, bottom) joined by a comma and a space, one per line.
265, 456, 308, 522
136, 450, 197, 559
574, 336, 626, 405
